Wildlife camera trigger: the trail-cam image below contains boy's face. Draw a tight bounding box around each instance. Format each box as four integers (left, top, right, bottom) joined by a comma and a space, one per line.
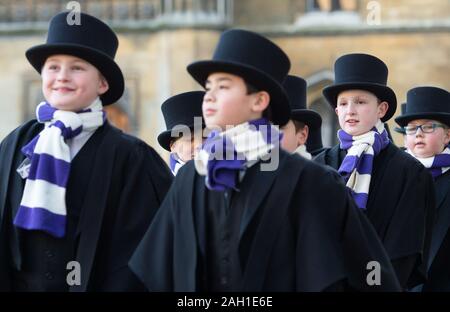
170, 130, 204, 163
335, 89, 388, 136
281, 120, 308, 153
405, 119, 450, 158
203, 72, 268, 130
41, 54, 109, 112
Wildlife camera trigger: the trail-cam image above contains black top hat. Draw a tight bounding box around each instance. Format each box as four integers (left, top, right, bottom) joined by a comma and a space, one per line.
26, 11, 124, 105
187, 29, 291, 126
306, 125, 326, 156
394, 103, 407, 134
395, 86, 450, 127
283, 75, 322, 130
323, 53, 397, 122
157, 91, 205, 151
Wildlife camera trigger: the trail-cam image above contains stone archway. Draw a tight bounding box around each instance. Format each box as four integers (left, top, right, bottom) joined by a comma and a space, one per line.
305, 69, 339, 147
309, 97, 339, 147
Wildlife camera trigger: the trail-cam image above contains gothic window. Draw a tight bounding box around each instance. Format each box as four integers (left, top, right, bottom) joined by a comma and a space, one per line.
297, 0, 360, 26
307, 0, 357, 13
304, 70, 339, 147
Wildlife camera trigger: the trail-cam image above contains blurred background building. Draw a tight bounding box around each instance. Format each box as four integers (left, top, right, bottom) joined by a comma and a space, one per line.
0, 0, 448, 157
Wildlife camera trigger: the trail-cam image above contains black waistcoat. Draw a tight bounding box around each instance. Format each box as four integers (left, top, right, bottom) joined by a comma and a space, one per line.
199, 164, 261, 292
9, 128, 102, 291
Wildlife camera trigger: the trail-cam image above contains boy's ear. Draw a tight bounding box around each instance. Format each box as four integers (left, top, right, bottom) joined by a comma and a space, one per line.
98, 75, 109, 95
251, 91, 270, 113
377, 101, 389, 119
296, 124, 309, 146
445, 128, 450, 145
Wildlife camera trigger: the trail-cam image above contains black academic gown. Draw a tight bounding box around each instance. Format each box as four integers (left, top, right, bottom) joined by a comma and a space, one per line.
0, 120, 173, 291
422, 170, 450, 291
129, 150, 401, 292
309, 147, 329, 158
314, 143, 435, 290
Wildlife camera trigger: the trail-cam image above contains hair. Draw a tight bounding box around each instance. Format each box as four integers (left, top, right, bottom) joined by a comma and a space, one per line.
169, 126, 192, 147
438, 121, 450, 129
169, 136, 181, 149
244, 80, 273, 122
99, 72, 108, 83
362, 92, 382, 105
292, 120, 307, 133
431, 118, 450, 129
244, 81, 260, 95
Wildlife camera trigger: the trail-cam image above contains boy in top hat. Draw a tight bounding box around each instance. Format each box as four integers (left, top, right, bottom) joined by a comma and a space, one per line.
130, 30, 400, 291
0, 11, 173, 291
395, 86, 450, 291
314, 53, 435, 290
394, 103, 407, 135
281, 75, 322, 159
394, 103, 407, 151
158, 91, 205, 175
306, 122, 328, 156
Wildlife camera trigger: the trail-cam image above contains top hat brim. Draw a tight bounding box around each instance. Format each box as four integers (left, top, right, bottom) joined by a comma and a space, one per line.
323, 82, 397, 122
26, 43, 124, 106
290, 109, 321, 130
393, 127, 406, 134
157, 123, 205, 151
158, 129, 179, 152
187, 60, 290, 126
395, 112, 450, 128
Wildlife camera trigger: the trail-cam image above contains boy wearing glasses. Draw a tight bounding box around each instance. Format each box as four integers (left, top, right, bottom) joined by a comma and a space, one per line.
395, 86, 450, 291
314, 53, 435, 290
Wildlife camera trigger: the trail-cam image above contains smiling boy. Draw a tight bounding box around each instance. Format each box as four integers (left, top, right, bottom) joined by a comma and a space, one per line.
0, 11, 172, 291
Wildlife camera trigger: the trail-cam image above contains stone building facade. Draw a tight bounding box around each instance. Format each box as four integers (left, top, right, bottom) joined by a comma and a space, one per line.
0, 0, 448, 157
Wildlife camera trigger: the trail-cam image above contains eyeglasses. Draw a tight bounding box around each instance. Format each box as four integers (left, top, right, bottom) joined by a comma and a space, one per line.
404, 123, 447, 135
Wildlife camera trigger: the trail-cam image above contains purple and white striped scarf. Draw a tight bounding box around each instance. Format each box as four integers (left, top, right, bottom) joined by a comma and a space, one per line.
338, 120, 390, 209
13, 99, 105, 237
194, 118, 282, 191
169, 153, 185, 176
407, 146, 450, 179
